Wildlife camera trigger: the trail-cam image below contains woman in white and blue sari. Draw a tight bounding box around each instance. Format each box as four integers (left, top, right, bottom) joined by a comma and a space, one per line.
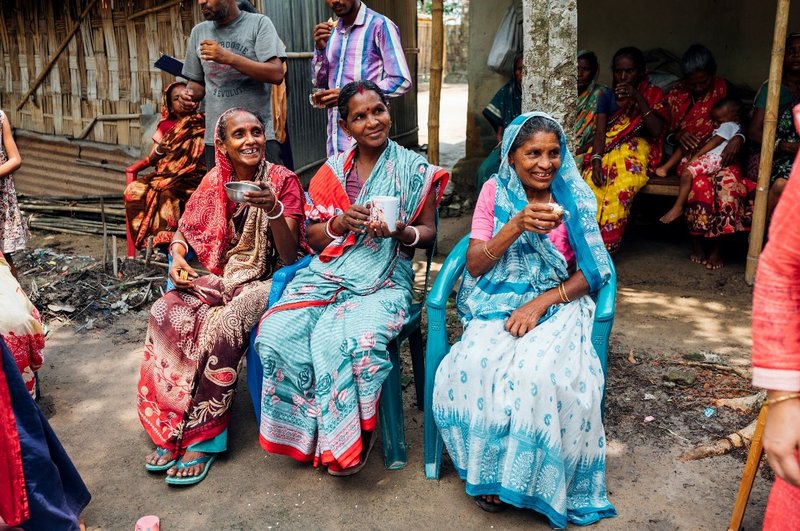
432, 113, 616, 528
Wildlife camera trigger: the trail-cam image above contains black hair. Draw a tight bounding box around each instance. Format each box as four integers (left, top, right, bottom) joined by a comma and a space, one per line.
216, 108, 266, 141
164, 82, 186, 119
712, 97, 742, 118
236, 0, 257, 13
509, 115, 561, 154
611, 47, 645, 74
337, 80, 389, 121
681, 44, 717, 76
578, 50, 599, 74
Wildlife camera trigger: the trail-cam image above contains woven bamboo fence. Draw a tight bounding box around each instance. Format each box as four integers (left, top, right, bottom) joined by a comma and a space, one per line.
0, 0, 211, 147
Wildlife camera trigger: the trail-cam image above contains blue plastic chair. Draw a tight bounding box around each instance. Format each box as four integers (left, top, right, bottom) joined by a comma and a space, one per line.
421, 234, 617, 480
245, 245, 435, 470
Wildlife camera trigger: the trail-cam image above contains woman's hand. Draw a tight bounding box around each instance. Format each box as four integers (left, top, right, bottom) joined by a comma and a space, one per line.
516, 203, 563, 235
169, 252, 198, 290
333, 205, 371, 234
777, 140, 800, 157
720, 135, 744, 167
244, 182, 277, 212
591, 159, 606, 187
505, 299, 547, 337
366, 219, 407, 239
764, 397, 800, 487
676, 130, 702, 152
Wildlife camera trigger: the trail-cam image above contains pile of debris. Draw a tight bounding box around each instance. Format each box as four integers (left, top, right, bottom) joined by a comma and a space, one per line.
17, 248, 166, 332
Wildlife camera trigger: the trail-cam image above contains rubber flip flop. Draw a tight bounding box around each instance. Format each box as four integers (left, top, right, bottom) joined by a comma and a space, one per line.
164, 454, 217, 486
328, 430, 378, 477
474, 496, 507, 513
144, 447, 178, 473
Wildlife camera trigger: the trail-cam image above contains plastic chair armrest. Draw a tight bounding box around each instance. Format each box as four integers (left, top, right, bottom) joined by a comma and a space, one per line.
268, 254, 312, 307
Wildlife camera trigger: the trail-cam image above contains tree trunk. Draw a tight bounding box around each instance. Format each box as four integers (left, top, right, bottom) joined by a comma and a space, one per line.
520, 0, 577, 147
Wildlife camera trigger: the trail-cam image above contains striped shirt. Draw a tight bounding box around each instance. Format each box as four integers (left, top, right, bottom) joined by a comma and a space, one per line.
312, 2, 412, 156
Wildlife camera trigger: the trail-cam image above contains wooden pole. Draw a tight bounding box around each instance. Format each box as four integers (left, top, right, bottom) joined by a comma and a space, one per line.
746, 0, 791, 284
16, 0, 100, 111
727, 405, 768, 531
128, 0, 182, 21
427, 0, 444, 165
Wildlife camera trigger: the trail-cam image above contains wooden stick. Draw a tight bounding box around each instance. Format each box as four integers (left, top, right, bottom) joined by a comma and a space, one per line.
112, 236, 119, 277
670, 359, 751, 380
145, 236, 153, 266
16, 0, 100, 111
101, 198, 108, 271
727, 405, 768, 531
128, 0, 183, 21
19, 203, 126, 216
427, 0, 444, 166
745, 0, 791, 284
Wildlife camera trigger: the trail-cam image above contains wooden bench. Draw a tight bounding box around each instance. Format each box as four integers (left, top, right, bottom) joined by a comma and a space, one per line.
640, 175, 680, 196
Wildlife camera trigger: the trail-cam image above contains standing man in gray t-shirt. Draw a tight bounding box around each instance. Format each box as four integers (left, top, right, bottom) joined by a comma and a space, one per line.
179, 0, 287, 168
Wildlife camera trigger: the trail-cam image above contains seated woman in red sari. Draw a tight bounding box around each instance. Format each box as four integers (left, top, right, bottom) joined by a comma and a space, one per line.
581, 47, 664, 254
124, 81, 206, 252
137, 108, 305, 486
654, 44, 752, 269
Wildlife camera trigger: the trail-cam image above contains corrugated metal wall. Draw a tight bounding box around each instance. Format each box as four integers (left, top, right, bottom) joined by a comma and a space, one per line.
261, 0, 419, 180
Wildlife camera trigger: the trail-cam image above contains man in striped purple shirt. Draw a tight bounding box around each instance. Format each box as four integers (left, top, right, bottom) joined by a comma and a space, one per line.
312, 0, 413, 156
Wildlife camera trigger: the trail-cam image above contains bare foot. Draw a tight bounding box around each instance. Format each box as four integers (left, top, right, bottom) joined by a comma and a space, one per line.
689, 253, 706, 265
655, 166, 669, 178
705, 253, 724, 270
659, 206, 683, 224
145, 447, 177, 467
166, 451, 209, 478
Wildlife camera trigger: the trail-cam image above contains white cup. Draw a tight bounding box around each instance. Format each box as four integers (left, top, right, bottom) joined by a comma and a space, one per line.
370, 196, 400, 231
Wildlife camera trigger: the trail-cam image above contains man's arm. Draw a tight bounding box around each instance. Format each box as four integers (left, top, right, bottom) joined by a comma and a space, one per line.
312, 22, 332, 89
373, 19, 412, 97
198, 41, 284, 84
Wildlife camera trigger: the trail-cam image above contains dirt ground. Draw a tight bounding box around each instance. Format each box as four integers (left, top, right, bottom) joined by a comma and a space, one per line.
14, 193, 769, 530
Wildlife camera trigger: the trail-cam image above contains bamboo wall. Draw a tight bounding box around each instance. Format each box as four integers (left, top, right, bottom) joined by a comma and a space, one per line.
0, 0, 203, 147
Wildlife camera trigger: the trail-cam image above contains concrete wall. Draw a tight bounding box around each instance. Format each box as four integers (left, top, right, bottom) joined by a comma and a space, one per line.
459, 0, 800, 186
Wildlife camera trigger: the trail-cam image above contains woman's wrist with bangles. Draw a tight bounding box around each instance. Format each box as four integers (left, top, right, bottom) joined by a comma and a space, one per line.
766, 391, 800, 407
325, 216, 344, 240
400, 225, 421, 246
266, 200, 284, 220
169, 240, 188, 258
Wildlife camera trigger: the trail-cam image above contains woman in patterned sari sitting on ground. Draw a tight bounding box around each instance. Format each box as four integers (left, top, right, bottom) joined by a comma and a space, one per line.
124, 81, 206, 253
432, 113, 615, 527
581, 47, 664, 254
137, 108, 305, 486
255, 80, 448, 476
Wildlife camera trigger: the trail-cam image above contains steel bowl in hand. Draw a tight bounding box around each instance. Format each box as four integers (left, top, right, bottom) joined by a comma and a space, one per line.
224, 181, 261, 203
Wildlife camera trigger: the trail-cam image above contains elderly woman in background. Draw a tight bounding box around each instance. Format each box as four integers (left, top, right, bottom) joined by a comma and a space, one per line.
747, 33, 800, 216
582, 47, 664, 253
574, 50, 608, 162
655, 44, 752, 269
752, 132, 800, 530
124, 81, 206, 252
138, 108, 305, 486
475, 54, 523, 192
433, 113, 615, 526
256, 81, 447, 475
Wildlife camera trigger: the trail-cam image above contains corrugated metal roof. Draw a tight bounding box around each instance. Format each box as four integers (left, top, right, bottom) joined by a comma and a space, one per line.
13, 131, 137, 197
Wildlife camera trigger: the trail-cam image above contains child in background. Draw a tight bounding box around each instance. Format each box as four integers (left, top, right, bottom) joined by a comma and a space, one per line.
658, 98, 742, 224
0, 110, 28, 278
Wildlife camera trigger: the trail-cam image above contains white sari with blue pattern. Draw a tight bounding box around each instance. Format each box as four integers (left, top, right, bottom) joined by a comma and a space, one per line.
432, 113, 616, 528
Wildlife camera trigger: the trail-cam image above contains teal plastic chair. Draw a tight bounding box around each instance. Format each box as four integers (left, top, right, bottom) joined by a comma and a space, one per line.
422, 235, 617, 480
246, 240, 436, 470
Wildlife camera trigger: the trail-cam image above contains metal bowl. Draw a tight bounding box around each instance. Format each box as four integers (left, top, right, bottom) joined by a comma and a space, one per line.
224, 181, 260, 203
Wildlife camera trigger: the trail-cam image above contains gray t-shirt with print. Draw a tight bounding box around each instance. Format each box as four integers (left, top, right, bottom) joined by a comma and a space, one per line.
183, 12, 286, 144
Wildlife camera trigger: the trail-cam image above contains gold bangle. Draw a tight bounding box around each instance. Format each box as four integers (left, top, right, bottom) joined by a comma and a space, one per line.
765, 393, 800, 407
558, 283, 571, 303
483, 242, 501, 261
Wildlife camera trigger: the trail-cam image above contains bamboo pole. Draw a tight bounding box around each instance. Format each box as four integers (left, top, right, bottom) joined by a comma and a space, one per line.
727, 405, 768, 531
746, 0, 791, 284
16, 0, 100, 111
427, 0, 444, 166
128, 0, 183, 21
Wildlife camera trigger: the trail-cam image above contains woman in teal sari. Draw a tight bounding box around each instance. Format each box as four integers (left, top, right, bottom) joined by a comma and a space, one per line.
255, 81, 448, 475
475, 54, 523, 191
433, 113, 615, 527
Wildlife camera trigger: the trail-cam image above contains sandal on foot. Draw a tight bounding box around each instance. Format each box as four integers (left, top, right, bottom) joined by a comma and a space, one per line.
144, 447, 178, 473
328, 431, 378, 477
164, 454, 216, 486
474, 496, 507, 513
